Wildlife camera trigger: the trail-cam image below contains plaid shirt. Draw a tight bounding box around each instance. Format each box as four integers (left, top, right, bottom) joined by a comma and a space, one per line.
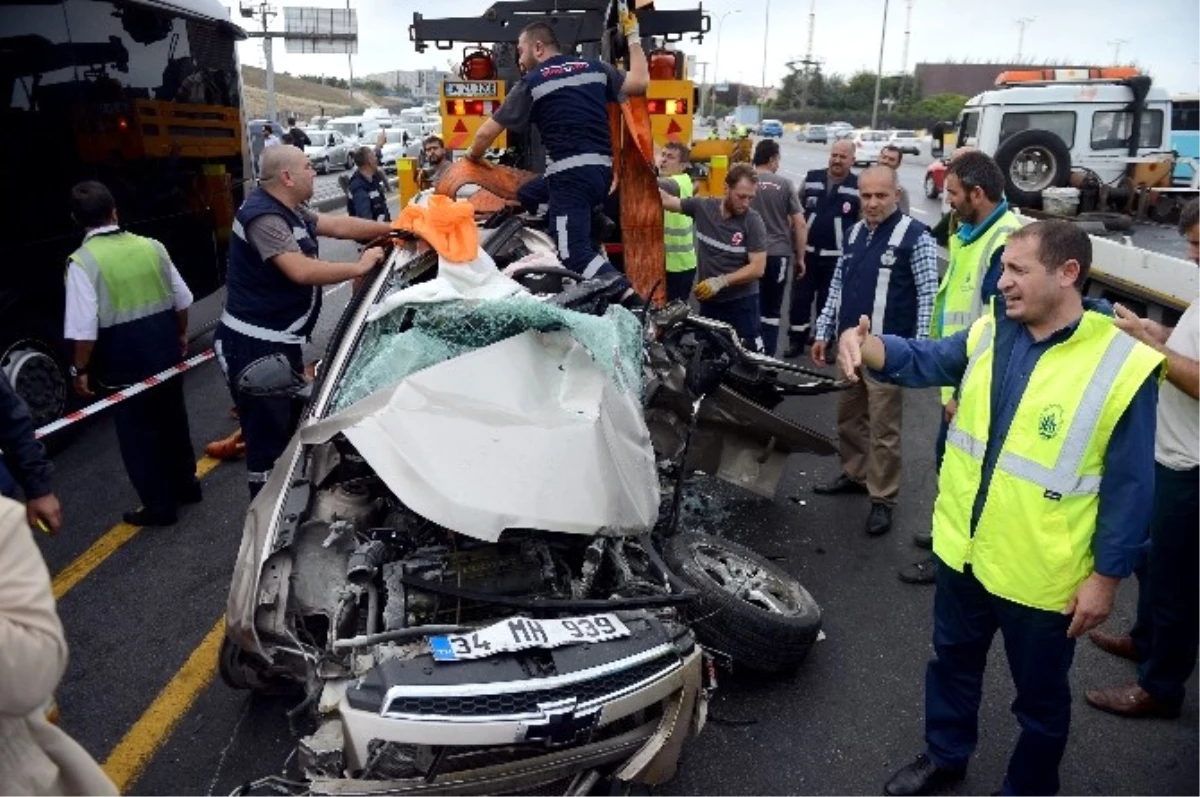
816, 227, 939, 343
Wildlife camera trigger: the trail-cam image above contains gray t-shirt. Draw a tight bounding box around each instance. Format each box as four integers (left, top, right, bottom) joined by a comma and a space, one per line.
751, 172, 802, 257
246, 204, 319, 262
1156, 299, 1199, 469
680, 196, 767, 301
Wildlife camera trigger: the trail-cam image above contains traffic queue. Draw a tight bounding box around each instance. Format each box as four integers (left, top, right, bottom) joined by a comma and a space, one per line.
1, 21, 1198, 794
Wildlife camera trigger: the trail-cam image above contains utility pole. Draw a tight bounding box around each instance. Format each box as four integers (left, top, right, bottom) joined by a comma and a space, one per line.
1107, 38, 1129, 64
712, 9, 740, 116
697, 60, 710, 117
900, 0, 913, 100
345, 0, 354, 102
1015, 17, 1035, 62
870, 0, 890, 130
759, 0, 771, 108
797, 0, 818, 111
241, 2, 280, 123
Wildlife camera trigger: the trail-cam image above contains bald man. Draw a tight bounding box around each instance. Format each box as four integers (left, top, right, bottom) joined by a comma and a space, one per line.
810, 166, 937, 536
216, 145, 393, 497
788, 138, 860, 357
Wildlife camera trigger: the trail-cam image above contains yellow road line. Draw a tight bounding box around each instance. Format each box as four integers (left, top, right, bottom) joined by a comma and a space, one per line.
102, 617, 226, 793
51, 455, 224, 600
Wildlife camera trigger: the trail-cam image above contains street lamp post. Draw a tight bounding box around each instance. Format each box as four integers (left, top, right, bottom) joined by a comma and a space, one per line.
712, 9, 741, 118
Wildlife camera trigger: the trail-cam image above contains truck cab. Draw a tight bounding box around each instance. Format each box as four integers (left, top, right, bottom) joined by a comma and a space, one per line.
943, 68, 1175, 209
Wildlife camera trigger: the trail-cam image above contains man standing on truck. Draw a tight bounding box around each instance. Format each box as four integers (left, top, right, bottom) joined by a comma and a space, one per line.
657, 142, 698, 303
1085, 198, 1200, 720
465, 16, 649, 286
838, 220, 1163, 797
660, 163, 768, 351
750, 138, 807, 356
64, 181, 199, 527
787, 139, 859, 358
809, 166, 937, 537
898, 151, 1021, 585
215, 146, 392, 498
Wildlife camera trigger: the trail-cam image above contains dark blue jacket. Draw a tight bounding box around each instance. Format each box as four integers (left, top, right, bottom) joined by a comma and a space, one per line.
801, 169, 860, 258
0, 372, 53, 500
225, 189, 321, 342
836, 211, 929, 338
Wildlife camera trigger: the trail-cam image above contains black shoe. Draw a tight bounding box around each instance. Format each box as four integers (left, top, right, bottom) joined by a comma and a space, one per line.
813, 473, 868, 495
884, 753, 966, 796
123, 507, 178, 527
899, 555, 937, 585
867, 502, 893, 536
178, 479, 203, 505
912, 528, 933, 549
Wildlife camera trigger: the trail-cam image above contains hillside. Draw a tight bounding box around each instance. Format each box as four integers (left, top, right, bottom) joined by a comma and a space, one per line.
240, 65, 387, 120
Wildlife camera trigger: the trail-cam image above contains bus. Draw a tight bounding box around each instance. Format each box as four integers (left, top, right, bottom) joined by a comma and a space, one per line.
0, 0, 251, 425
1170, 93, 1199, 185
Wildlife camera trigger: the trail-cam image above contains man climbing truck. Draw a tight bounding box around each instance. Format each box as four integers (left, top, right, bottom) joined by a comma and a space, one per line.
466, 12, 650, 285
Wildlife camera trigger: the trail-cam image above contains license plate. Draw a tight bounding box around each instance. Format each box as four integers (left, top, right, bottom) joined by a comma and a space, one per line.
429, 614, 630, 662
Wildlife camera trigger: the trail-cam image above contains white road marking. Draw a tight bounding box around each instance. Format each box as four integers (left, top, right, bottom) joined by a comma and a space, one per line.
324, 283, 349, 297
910, 207, 929, 216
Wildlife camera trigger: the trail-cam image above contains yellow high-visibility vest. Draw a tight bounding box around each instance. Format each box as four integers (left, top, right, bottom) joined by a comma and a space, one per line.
663, 173, 697, 274
932, 210, 1020, 403
932, 306, 1163, 611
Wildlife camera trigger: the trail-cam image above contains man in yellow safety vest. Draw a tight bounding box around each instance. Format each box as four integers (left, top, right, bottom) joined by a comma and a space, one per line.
838, 220, 1163, 797
900, 150, 1021, 585
657, 142, 697, 302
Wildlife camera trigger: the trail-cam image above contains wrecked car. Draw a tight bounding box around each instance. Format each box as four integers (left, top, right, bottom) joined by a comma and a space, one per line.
221, 212, 844, 795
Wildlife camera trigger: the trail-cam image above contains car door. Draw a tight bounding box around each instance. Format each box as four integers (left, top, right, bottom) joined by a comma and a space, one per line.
331, 132, 346, 165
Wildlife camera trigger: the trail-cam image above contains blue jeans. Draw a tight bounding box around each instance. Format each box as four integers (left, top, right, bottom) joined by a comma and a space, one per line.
700, 294, 764, 352
1130, 463, 1200, 705
926, 560, 1076, 795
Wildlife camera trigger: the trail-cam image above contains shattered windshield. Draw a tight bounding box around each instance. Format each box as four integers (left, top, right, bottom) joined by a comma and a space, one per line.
329, 292, 645, 414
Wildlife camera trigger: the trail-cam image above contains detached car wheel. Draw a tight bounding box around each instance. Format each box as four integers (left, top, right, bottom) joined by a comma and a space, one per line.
664, 531, 821, 672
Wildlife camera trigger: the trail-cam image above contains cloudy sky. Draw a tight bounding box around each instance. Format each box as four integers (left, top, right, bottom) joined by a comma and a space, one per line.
230, 0, 1200, 94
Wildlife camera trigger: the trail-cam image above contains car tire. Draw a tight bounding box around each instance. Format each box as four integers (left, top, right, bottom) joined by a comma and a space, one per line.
924, 174, 940, 199
2, 336, 67, 429
663, 531, 822, 673
317, 159, 328, 175
994, 129, 1072, 209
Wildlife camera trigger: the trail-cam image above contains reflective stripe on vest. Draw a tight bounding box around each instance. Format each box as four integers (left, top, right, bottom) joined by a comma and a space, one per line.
530, 71, 608, 100
869, 216, 914, 331
544, 153, 613, 176
934, 308, 1164, 611
695, 230, 746, 254
70, 235, 174, 328
664, 173, 697, 273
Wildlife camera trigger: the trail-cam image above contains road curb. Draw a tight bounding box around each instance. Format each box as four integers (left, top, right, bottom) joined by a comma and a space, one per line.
313, 194, 346, 213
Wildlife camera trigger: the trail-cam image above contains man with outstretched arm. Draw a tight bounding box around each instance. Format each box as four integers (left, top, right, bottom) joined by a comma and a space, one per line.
839, 220, 1163, 797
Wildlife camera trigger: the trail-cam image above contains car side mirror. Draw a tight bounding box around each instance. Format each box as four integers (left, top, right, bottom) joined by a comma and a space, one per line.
236, 354, 311, 399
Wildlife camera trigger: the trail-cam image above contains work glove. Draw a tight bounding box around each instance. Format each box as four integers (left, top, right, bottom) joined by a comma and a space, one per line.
692, 275, 729, 301
620, 7, 641, 44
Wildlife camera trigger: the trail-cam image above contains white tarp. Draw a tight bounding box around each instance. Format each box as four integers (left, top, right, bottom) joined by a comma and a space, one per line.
302, 329, 659, 542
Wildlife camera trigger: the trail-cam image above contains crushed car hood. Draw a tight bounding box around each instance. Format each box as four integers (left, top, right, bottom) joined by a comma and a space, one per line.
300, 328, 660, 542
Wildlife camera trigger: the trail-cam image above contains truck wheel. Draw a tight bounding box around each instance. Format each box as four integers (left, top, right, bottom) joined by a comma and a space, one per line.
994, 130, 1071, 209
663, 531, 821, 673
924, 175, 939, 199
2, 341, 66, 428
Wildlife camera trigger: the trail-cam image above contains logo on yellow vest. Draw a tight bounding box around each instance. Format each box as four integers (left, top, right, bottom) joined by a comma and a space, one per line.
1038, 404, 1065, 440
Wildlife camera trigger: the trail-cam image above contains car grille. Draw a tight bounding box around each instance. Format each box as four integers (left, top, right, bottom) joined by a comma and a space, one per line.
382, 654, 679, 719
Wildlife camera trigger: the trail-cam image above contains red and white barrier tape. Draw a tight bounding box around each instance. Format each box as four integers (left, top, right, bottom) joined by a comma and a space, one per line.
34, 349, 216, 439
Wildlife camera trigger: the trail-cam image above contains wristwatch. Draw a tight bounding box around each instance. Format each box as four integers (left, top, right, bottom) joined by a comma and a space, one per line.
69, 364, 88, 377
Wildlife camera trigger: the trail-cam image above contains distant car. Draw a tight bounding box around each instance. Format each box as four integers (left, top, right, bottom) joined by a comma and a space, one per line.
851, 130, 888, 166
924, 159, 948, 199
828, 121, 853, 139
378, 127, 422, 173
802, 125, 828, 143
759, 119, 784, 138
304, 129, 352, 174
888, 129, 922, 156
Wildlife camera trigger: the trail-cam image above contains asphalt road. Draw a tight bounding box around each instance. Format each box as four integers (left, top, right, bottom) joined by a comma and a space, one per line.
32, 171, 1199, 796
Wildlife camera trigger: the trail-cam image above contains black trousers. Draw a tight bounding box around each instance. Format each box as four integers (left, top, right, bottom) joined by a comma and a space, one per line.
214, 326, 303, 497
1131, 463, 1200, 705
113, 379, 196, 514
788, 253, 838, 347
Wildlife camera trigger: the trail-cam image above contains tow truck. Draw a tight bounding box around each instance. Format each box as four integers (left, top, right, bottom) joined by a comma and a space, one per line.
396, 0, 747, 211
925, 67, 1198, 325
